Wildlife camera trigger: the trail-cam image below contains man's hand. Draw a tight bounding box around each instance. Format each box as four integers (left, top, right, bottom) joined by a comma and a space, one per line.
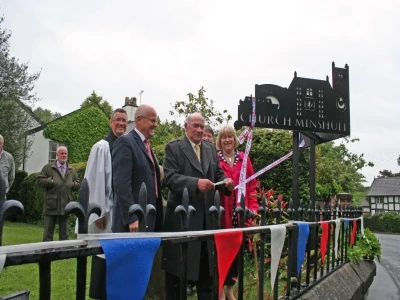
224, 178, 234, 191
197, 179, 215, 192
94, 217, 105, 230
129, 220, 139, 232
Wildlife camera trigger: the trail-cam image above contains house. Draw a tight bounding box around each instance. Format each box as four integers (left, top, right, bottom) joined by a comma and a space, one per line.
23, 97, 137, 174
361, 200, 370, 215
367, 177, 400, 215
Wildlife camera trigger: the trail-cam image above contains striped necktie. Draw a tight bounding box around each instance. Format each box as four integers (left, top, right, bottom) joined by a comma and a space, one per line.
194, 144, 201, 161
145, 139, 158, 197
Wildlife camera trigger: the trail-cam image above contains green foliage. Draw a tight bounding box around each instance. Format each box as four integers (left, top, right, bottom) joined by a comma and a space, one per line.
169, 86, 231, 128
315, 139, 373, 199
70, 161, 87, 184
81, 90, 113, 118
152, 118, 184, 164
364, 212, 400, 233
352, 185, 369, 205
348, 228, 381, 263
43, 106, 110, 163
248, 129, 310, 202
33, 106, 61, 123
6, 169, 28, 201
0, 17, 41, 166
18, 172, 44, 224
377, 169, 400, 178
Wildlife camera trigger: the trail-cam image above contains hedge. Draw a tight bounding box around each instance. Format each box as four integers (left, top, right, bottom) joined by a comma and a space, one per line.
7, 169, 28, 201
363, 212, 400, 233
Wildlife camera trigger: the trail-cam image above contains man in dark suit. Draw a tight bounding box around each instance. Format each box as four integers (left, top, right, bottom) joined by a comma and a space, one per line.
112, 104, 163, 233
162, 112, 234, 300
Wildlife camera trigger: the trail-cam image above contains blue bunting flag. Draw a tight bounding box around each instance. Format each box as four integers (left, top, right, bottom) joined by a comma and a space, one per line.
99, 238, 161, 300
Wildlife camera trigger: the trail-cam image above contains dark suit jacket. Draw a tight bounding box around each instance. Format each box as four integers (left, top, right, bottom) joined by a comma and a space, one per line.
112, 130, 163, 232
162, 135, 230, 280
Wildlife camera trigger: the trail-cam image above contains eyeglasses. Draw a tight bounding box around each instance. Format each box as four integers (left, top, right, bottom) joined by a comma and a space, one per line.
140, 115, 158, 124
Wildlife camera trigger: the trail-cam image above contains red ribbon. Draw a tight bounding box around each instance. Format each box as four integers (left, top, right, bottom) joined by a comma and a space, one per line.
214, 231, 243, 296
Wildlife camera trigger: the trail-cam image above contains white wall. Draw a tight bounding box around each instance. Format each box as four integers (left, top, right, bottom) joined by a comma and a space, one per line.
24, 130, 49, 174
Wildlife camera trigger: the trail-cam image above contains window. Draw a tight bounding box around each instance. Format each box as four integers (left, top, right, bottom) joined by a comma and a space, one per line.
48, 141, 65, 163
306, 88, 313, 96
376, 196, 384, 204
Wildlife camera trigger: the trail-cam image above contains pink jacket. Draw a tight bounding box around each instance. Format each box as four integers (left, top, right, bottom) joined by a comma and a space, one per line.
218, 151, 259, 228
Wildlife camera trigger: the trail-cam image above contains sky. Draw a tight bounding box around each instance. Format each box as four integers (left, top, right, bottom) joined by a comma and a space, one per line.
2, 0, 400, 186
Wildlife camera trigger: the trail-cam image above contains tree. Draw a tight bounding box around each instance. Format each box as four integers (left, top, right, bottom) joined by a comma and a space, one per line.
248, 129, 310, 202
169, 86, 232, 128
377, 169, 400, 178
81, 91, 113, 118
33, 107, 61, 123
315, 139, 374, 199
0, 16, 41, 166
152, 87, 231, 162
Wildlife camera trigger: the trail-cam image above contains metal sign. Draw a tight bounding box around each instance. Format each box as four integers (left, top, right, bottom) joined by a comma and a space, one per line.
234, 62, 350, 140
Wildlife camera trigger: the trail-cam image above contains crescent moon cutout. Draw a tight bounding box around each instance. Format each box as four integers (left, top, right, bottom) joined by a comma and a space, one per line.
337, 97, 346, 111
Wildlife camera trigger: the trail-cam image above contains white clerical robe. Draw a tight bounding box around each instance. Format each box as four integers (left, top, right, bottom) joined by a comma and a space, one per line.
76, 139, 113, 234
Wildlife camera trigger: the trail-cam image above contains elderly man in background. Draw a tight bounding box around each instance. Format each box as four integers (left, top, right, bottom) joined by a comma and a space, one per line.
37, 146, 80, 241
0, 135, 15, 199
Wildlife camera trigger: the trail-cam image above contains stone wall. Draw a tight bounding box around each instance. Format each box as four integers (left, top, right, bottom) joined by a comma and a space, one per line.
298, 260, 376, 300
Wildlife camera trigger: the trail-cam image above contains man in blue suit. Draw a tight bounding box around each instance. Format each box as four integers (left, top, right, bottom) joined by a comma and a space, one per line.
112, 104, 163, 233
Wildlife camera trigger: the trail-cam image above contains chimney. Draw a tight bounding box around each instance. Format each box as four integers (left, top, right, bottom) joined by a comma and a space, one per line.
122, 97, 138, 123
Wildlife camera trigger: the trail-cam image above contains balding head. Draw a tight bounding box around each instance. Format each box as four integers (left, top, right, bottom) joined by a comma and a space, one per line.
134, 104, 158, 139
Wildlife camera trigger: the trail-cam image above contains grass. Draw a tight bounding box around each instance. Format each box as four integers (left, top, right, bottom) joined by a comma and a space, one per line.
0, 222, 91, 300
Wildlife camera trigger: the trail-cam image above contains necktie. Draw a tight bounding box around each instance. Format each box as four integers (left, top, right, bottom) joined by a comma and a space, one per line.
59, 165, 65, 178
145, 139, 158, 197
194, 144, 201, 161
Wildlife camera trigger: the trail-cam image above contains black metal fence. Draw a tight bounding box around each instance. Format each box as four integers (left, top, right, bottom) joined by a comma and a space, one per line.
0, 178, 362, 300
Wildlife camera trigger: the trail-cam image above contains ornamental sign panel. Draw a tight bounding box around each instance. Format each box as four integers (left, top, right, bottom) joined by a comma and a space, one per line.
234, 62, 350, 140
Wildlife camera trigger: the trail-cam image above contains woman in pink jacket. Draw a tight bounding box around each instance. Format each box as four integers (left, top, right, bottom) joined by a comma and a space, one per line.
216, 125, 259, 300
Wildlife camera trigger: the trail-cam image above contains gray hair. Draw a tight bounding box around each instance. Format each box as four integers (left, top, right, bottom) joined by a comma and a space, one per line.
0, 135, 3, 143
56, 146, 68, 154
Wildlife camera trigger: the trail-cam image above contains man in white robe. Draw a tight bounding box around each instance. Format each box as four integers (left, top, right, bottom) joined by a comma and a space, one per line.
85, 108, 127, 300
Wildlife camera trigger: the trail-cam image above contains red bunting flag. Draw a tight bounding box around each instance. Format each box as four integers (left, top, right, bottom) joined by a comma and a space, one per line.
214, 231, 243, 296
320, 222, 329, 265
350, 219, 357, 247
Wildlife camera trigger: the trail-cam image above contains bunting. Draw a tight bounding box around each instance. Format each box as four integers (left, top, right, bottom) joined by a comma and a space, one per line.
270, 225, 286, 290
334, 219, 341, 259
350, 220, 357, 247
344, 219, 349, 229
320, 222, 329, 265
214, 231, 243, 296
296, 223, 310, 275
99, 238, 161, 300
